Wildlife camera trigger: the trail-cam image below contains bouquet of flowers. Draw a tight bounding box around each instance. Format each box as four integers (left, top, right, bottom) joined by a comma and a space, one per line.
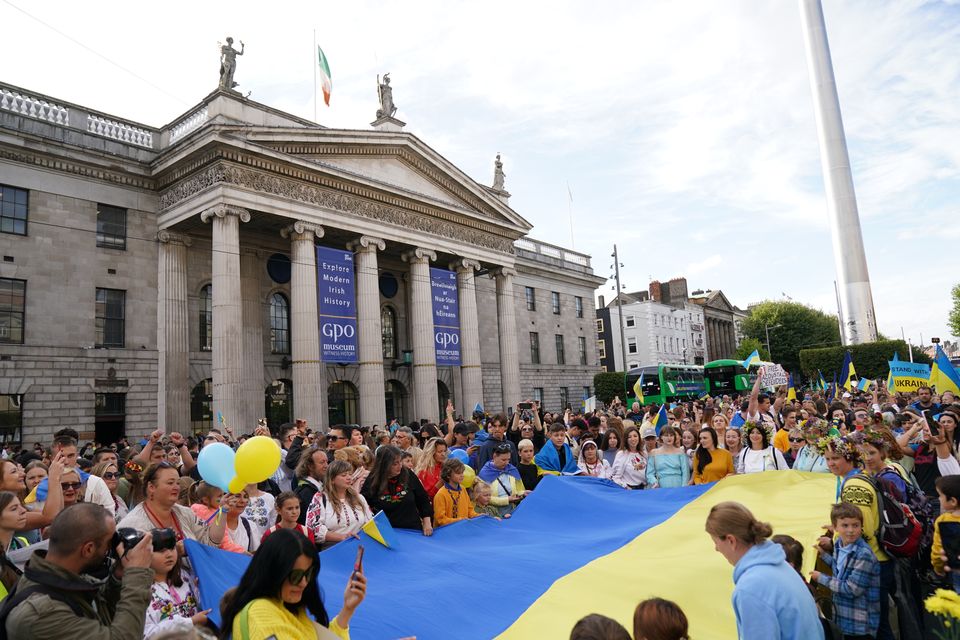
926, 589, 960, 640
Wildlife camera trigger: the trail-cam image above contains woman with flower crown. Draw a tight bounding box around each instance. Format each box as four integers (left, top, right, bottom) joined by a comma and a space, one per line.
735, 421, 788, 474
792, 418, 831, 473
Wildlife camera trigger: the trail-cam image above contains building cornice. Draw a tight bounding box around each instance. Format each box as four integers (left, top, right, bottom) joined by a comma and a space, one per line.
0, 144, 156, 192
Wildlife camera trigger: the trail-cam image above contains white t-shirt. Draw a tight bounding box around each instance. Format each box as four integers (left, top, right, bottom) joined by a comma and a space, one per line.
737, 447, 788, 474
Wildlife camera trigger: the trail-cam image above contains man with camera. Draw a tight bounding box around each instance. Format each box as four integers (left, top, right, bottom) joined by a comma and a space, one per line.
2, 503, 154, 639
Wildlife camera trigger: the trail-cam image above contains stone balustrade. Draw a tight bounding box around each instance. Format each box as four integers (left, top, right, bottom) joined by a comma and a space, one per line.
169, 107, 209, 144
86, 114, 154, 148
515, 237, 593, 271
0, 87, 68, 125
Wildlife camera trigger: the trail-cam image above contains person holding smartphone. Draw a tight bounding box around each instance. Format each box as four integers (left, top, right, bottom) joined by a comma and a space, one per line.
933, 475, 960, 592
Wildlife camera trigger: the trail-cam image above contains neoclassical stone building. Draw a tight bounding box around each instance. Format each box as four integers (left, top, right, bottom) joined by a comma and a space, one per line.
0, 80, 604, 443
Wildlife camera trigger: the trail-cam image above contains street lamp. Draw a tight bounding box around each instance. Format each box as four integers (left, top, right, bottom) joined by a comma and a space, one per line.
764, 323, 781, 359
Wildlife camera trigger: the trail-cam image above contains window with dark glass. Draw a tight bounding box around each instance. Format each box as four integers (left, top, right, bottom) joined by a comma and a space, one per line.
525, 286, 536, 311
529, 331, 540, 364
579, 336, 588, 365
96, 203, 126, 249
551, 291, 561, 314
199, 285, 212, 351
533, 387, 543, 404
0, 279, 25, 344
559, 387, 569, 410
190, 379, 213, 435
95, 288, 125, 347
555, 334, 565, 365
0, 185, 28, 236
381, 306, 397, 359
95, 393, 126, 444
0, 394, 22, 445
575, 296, 584, 318
269, 293, 290, 354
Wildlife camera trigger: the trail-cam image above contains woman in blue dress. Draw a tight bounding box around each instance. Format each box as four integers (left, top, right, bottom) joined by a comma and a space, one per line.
647, 426, 691, 488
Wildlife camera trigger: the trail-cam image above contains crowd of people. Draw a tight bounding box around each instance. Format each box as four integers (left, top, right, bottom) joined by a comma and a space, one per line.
0, 365, 956, 639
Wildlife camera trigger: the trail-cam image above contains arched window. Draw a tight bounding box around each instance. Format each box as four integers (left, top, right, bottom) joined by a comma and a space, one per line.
190, 379, 213, 435
269, 293, 290, 354
436, 380, 450, 422
265, 379, 293, 430
199, 285, 212, 351
328, 381, 358, 425
381, 306, 397, 360
385, 380, 406, 425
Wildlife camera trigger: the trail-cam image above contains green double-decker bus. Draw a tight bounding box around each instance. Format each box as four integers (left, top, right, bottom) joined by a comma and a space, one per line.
624, 364, 706, 407
703, 359, 757, 396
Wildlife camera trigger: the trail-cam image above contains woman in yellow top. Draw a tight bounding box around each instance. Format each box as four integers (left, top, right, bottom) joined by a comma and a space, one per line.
221, 527, 366, 640
693, 427, 735, 485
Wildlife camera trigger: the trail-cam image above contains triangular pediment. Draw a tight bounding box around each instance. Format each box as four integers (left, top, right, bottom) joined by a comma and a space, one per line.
707, 290, 735, 313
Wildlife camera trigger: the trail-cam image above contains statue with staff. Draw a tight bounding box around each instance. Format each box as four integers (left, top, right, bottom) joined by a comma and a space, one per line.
219, 36, 245, 91
376, 73, 397, 118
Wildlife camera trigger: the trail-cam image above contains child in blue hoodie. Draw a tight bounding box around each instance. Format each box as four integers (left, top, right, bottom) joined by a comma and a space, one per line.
811, 502, 880, 640
706, 501, 824, 640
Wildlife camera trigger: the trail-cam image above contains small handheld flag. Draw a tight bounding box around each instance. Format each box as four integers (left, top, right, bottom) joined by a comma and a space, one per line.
841, 351, 857, 391
633, 372, 645, 405
817, 370, 827, 392
362, 511, 398, 549
786, 373, 796, 402
856, 377, 871, 392
317, 46, 332, 106
653, 405, 669, 435
741, 349, 761, 370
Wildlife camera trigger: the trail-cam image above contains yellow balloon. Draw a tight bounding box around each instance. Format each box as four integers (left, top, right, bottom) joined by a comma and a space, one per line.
462, 465, 476, 489
228, 476, 246, 494
235, 435, 281, 484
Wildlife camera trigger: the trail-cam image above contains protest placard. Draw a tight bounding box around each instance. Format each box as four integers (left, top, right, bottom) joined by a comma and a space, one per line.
760, 364, 789, 387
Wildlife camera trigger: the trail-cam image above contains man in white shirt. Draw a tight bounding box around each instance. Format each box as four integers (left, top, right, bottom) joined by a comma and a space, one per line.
51, 433, 115, 516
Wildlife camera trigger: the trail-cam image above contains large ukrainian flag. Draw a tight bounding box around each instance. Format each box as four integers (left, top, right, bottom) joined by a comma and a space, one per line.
187, 472, 834, 640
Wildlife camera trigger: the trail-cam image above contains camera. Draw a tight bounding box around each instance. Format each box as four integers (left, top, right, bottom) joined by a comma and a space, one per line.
114, 526, 177, 553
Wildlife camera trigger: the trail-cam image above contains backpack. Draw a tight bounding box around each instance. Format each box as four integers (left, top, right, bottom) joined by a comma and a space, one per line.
887, 469, 936, 551
0, 583, 85, 640
850, 473, 923, 558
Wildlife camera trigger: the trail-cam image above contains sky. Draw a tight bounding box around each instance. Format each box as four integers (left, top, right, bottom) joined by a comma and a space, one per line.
1, 0, 957, 345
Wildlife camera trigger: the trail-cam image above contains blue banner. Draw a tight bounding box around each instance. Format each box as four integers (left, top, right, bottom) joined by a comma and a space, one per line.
430, 268, 461, 366
316, 246, 358, 363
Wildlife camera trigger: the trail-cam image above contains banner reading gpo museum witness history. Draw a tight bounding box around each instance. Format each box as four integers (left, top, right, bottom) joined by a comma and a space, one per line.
316, 246, 358, 363
430, 267, 461, 366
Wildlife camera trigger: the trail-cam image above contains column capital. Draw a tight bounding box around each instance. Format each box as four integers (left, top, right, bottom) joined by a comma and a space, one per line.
200, 204, 251, 224
347, 235, 385, 252
450, 258, 481, 273
492, 266, 517, 279
280, 220, 325, 240
157, 229, 193, 247
401, 247, 437, 264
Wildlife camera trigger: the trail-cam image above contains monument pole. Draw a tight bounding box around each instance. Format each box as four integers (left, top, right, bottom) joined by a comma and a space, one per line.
799, 0, 878, 345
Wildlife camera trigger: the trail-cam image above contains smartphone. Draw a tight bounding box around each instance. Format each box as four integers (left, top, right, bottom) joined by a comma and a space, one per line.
353, 544, 365, 575
924, 409, 941, 437
940, 522, 960, 572
518, 402, 533, 411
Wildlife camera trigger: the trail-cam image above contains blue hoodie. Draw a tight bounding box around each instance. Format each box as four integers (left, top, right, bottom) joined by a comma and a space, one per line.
731, 540, 824, 640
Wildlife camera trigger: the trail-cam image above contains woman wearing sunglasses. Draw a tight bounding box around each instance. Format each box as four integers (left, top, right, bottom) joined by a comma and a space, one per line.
220, 528, 366, 640
91, 460, 128, 522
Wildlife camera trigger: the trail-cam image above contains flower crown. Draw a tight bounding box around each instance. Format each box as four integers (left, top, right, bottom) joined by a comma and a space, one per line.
741, 420, 775, 446
815, 434, 860, 461
857, 428, 887, 449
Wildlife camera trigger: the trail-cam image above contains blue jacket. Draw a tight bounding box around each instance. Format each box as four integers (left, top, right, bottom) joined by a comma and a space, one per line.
731, 540, 824, 640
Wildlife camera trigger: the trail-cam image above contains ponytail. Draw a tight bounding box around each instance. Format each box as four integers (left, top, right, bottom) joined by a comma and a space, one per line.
705, 501, 773, 546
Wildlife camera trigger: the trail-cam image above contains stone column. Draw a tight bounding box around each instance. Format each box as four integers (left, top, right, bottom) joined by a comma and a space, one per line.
157, 230, 192, 434
200, 205, 249, 432
349, 236, 387, 428
240, 248, 264, 433
281, 221, 327, 433
452, 258, 483, 415
402, 248, 438, 421
708, 319, 717, 361
494, 267, 521, 412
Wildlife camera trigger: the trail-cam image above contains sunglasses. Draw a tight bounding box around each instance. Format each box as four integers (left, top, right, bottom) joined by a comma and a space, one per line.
286, 566, 316, 585
61, 481, 82, 490
494, 443, 512, 453
789, 438, 805, 443
101, 472, 121, 480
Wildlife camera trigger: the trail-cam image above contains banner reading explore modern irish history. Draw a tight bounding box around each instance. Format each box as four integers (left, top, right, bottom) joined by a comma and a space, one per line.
430, 267, 461, 366
316, 246, 358, 363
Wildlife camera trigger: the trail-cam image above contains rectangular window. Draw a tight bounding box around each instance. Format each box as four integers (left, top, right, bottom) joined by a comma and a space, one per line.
595, 318, 604, 333
95, 392, 126, 444
525, 286, 536, 311
96, 204, 127, 250
533, 387, 544, 404
0, 278, 25, 344
0, 394, 23, 445
575, 296, 583, 318
597, 340, 606, 359
0, 185, 28, 236
551, 291, 561, 315
95, 288, 125, 347
529, 331, 540, 364
627, 336, 637, 354
559, 387, 569, 410
583, 386, 591, 401
555, 334, 565, 365
625, 315, 635, 328
578, 336, 588, 365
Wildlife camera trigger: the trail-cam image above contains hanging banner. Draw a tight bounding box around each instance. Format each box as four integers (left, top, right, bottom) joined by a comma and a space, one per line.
430, 267, 461, 366
316, 246, 358, 363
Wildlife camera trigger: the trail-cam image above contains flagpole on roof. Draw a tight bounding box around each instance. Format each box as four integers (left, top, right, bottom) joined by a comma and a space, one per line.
567, 181, 575, 249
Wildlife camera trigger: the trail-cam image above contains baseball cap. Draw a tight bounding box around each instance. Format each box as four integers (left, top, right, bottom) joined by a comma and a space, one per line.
642, 427, 657, 439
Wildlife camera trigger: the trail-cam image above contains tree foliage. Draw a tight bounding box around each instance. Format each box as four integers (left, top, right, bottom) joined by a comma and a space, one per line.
734, 338, 769, 362
950, 283, 960, 337
593, 371, 626, 405
740, 301, 841, 374
799, 339, 933, 380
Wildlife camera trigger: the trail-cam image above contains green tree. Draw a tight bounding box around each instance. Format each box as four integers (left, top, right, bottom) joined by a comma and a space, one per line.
740, 301, 841, 374
734, 338, 769, 362
593, 371, 626, 405
950, 283, 960, 337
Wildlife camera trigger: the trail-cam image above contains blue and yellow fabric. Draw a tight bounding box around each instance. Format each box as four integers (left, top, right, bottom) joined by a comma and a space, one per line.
186, 472, 834, 639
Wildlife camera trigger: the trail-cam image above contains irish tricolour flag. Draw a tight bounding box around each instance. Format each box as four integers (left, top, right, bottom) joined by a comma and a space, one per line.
318, 46, 332, 106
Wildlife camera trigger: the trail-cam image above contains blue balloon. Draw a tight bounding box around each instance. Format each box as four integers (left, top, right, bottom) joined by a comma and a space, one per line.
450, 448, 469, 463
197, 442, 235, 492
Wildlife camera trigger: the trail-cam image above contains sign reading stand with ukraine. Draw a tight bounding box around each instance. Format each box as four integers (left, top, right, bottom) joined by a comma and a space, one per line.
316, 246, 358, 363
430, 267, 460, 366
